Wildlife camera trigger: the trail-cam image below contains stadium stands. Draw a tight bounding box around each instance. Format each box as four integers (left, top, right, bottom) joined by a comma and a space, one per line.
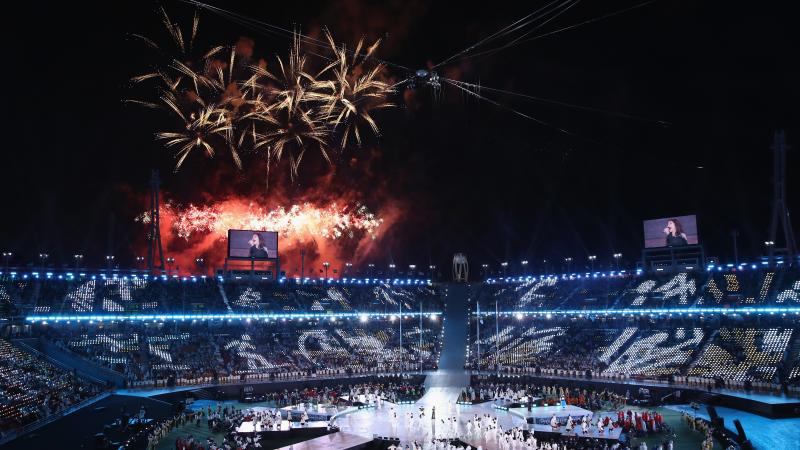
0, 338, 102, 433
1, 276, 442, 316
37, 317, 442, 387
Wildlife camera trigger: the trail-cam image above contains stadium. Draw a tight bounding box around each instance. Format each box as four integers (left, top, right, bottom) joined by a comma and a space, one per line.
1, 1, 799, 450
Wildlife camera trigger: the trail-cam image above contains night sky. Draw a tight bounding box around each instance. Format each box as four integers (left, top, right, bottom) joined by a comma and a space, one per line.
2, 0, 798, 274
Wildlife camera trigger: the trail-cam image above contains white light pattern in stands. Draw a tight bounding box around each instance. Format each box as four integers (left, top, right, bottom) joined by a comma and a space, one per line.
777, 281, 800, 303
689, 328, 793, 382
757, 272, 775, 303
724, 274, 740, 292
653, 273, 696, 305
234, 287, 262, 309
478, 326, 566, 366
224, 334, 278, 372
516, 278, 558, 308
631, 280, 657, 306
67, 281, 95, 312
603, 328, 704, 376
297, 330, 350, 364
70, 333, 140, 353
704, 278, 723, 304
326, 288, 352, 310
598, 327, 637, 363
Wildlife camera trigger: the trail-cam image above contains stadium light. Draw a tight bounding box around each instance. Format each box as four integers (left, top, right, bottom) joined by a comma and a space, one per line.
588, 255, 596, 272
38, 253, 49, 270
2, 252, 12, 270
323, 261, 331, 278
613, 253, 622, 270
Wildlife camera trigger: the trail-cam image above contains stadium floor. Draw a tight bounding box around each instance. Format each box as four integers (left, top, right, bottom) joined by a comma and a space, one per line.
156, 401, 314, 450
157, 400, 727, 450
601, 406, 718, 450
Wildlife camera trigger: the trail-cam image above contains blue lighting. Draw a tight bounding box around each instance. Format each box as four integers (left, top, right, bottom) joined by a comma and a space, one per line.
24, 311, 444, 323
471, 307, 800, 317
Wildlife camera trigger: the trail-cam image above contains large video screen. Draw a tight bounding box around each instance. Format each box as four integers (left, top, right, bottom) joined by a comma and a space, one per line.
228, 230, 278, 259
643, 215, 699, 248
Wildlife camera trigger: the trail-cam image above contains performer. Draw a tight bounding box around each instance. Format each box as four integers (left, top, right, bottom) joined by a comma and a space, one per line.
248, 233, 273, 258
663, 219, 688, 247
550, 413, 559, 431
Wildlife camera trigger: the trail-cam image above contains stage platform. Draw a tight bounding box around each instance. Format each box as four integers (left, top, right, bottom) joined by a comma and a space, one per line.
527, 423, 623, 440
507, 404, 593, 424
236, 419, 329, 433
472, 371, 800, 418
495, 397, 541, 409
273, 432, 373, 450
280, 403, 356, 421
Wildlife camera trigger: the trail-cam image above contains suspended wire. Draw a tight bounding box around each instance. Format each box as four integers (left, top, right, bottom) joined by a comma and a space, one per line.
445, 78, 671, 126
431, 0, 575, 70
441, 0, 658, 67
179, 0, 412, 72
443, 78, 580, 138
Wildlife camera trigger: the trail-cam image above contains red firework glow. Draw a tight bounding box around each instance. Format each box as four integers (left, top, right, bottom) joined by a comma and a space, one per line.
138, 195, 402, 277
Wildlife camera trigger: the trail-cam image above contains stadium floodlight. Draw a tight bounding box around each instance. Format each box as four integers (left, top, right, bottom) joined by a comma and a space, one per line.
323, 261, 331, 278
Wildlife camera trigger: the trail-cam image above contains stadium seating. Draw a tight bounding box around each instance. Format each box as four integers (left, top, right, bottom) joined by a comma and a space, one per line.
0, 339, 101, 432
38, 316, 442, 387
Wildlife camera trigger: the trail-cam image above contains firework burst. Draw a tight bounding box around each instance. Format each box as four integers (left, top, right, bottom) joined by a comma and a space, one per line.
129, 8, 395, 183
242, 34, 336, 182
321, 29, 394, 148
140, 200, 384, 242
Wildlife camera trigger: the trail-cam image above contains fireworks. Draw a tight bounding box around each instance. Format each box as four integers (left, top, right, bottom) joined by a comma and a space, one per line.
142, 199, 384, 242
321, 30, 394, 148
242, 35, 335, 181
129, 8, 394, 183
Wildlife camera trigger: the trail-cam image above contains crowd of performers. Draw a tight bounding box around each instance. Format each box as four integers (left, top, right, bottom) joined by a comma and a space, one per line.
461, 382, 629, 411
254, 380, 425, 407
546, 410, 667, 437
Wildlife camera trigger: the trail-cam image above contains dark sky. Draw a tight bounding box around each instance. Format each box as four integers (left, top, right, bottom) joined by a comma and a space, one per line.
2, 0, 798, 274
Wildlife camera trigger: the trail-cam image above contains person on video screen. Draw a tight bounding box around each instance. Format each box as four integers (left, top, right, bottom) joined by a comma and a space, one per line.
248, 233, 272, 258
663, 218, 688, 247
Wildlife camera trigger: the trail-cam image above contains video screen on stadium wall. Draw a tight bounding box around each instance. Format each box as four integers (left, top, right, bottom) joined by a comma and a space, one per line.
228, 230, 278, 259
643, 215, 699, 248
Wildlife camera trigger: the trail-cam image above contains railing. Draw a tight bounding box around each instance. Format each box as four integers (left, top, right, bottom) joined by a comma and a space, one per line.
468, 368, 796, 398
122, 367, 431, 391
